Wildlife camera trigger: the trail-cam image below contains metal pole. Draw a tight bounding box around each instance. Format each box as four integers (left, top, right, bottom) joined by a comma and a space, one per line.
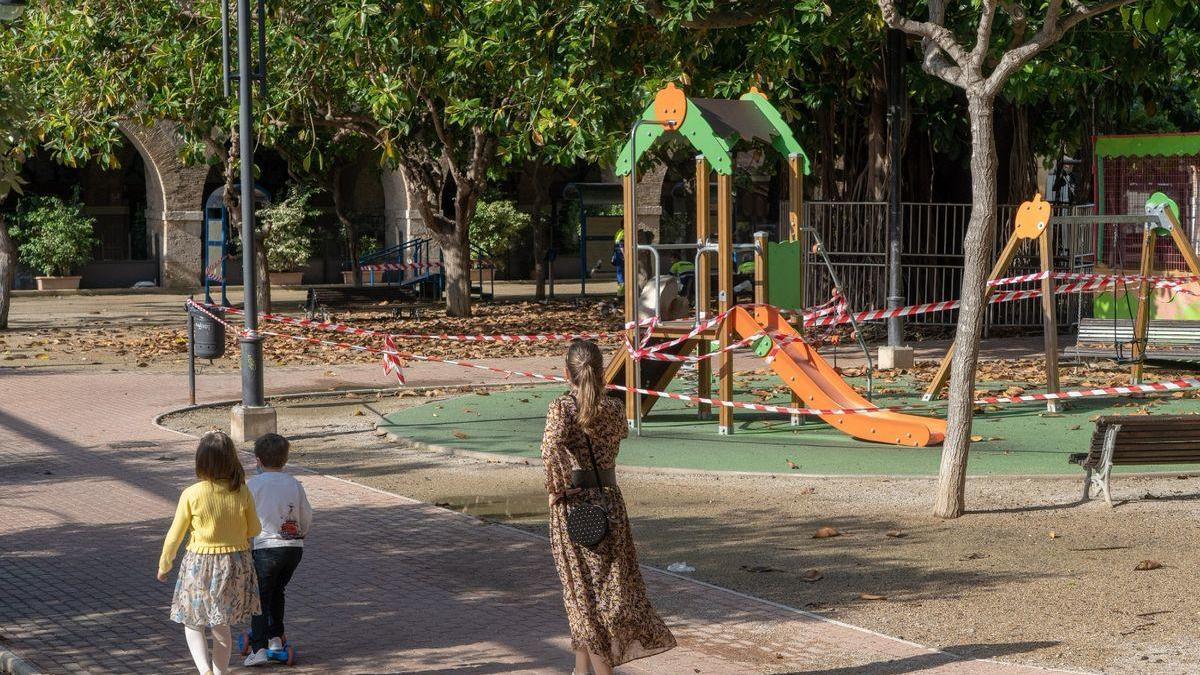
629, 120, 642, 436
236, 0, 265, 408
885, 19, 905, 347
188, 308, 196, 406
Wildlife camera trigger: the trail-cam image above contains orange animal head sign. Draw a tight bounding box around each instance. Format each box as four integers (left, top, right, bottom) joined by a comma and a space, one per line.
1014, 193, 1052, 240
653, 83, 687, 131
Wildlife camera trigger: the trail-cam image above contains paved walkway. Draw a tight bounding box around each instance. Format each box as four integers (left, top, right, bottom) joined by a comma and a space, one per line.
0, 362, 1066, 673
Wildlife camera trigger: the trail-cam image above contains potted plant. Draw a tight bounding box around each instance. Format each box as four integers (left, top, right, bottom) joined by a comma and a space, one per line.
10, 195, 98, 291
260, 184, 319, 286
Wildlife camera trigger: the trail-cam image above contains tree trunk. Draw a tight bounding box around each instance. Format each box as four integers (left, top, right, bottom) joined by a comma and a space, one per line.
817, 105, 836, 200
1007, 103, 1036, 204
526, 160, 551, 301
865, 66, 889, 202
332, 168, 361, 287
0, 218, 14, 330
934, 93, 998, 519
438, 224, 472, 317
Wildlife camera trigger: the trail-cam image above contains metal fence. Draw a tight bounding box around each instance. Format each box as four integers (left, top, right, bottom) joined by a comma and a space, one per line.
791, 201, 1097, 330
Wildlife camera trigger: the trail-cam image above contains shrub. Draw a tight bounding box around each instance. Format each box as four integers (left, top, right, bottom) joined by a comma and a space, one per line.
10, 195, 98, 277
260, 184, 320, 272
471, 199, 530, 259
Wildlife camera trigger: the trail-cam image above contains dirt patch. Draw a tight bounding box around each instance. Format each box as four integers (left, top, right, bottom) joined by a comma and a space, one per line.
162, 394, 1200, 674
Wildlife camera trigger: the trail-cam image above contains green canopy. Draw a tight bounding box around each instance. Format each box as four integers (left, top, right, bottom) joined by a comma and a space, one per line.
614, 89, 810, 177
1095, 133, 1200, 159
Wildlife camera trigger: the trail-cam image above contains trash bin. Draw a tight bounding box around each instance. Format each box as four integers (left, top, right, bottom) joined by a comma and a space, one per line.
189, 305, 226, 359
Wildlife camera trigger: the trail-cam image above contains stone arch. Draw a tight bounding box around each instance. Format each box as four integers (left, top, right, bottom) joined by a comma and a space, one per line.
116, 121, 210, 288
380, 166, 426, 248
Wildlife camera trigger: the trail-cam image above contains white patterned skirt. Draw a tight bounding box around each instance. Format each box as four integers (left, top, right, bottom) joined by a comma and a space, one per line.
169, 550, 260, 627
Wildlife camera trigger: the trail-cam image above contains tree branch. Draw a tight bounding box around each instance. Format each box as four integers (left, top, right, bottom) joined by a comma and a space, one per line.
877, 0, 969, 87
998, 1, 1029, 49
971, 0, 999, 72
984, 0, 1134, 95
420, 94, 461, 182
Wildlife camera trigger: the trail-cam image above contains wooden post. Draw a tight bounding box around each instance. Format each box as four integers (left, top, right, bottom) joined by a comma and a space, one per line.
717, 172, 734, 434
753, 231, 768, 312
788, 155, 805, 298
695, 156, 712, 419
787, 156, 805, 422
1038, 226, 1061, 412
923, 231, 1026, 401
622, 174, 637, 424
1130, 225, 1157, 384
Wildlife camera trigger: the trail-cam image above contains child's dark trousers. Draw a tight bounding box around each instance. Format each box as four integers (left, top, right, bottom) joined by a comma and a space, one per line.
249, 547, 303, 651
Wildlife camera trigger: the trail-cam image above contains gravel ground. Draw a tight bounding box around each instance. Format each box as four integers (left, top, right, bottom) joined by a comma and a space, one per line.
163, 392, 1200, 675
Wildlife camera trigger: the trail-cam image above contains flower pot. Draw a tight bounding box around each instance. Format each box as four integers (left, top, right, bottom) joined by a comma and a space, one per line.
342, 271, 356, 285
35, 275, 82, 291
270, 271, 305, 286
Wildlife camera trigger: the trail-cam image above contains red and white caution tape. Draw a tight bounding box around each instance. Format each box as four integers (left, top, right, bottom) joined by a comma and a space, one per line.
186, 300, 1200, 418
975, 378, 1200, 405
204, 303, 624, 343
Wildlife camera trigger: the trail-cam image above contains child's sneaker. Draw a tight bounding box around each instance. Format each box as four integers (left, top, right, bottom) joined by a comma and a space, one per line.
267, 637, 284, 651
244, 648, 269, 667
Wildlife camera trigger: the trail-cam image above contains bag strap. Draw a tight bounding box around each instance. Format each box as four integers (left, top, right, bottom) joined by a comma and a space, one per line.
568, 395, 604, 488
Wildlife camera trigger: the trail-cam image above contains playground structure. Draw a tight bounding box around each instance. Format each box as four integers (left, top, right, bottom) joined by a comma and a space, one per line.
606, 84, 948, 447
921, 192, 1200, 407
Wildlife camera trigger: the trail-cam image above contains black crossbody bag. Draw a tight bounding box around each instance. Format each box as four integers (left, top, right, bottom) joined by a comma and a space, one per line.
565, 403, 610, 548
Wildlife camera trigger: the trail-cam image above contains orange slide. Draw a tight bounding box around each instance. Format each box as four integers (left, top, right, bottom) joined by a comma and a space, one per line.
730, 306, 946, 447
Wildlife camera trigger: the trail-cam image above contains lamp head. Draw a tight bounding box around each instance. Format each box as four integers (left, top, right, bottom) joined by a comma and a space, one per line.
0, 0, 26, 21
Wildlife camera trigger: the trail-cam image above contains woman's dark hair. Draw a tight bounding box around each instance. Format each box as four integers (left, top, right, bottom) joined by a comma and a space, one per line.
566, 340, 606, 433
195, 430, 245, 491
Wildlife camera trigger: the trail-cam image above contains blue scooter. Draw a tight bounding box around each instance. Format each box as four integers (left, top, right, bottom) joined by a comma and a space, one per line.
238, 630, 297, 666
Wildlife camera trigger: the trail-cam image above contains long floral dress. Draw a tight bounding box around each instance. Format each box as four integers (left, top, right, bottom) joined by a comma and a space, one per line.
541, 394, 676, 667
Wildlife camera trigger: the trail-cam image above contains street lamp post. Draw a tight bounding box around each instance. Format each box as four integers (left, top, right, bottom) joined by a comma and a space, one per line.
222, 0, 276, 442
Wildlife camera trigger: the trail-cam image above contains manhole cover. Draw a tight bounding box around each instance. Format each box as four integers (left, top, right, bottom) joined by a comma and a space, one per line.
107, 441, 159, 449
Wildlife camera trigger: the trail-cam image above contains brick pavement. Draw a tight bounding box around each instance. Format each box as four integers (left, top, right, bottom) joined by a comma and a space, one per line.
0, 362, 1070, 673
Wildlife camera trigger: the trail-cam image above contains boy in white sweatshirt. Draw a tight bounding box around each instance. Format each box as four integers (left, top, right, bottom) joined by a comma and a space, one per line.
243, 434, 312, 667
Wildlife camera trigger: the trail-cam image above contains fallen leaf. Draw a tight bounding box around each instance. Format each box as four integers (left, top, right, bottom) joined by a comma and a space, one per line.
885, 530, 906, 538
453, 430, 469, 439
799, 569, 823, 583
859, 593, 887, 601
1135, 560, 1162, 571
1049, 531, 1058, 539
813, 526, 841, 539
352, 410, 364, 416
475, 390, 490, 396
1069, 425, 1081, 431
786, 459, 800, 470
970, 435, 983, 442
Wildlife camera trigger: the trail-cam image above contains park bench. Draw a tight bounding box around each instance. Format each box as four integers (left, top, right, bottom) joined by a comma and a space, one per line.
305, 286, 417, 314
1069, 414, 1200, 505
1065, 318, 1200, 362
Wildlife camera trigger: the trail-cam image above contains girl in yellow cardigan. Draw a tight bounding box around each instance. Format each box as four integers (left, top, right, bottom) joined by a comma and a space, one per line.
158, 431, 261, 675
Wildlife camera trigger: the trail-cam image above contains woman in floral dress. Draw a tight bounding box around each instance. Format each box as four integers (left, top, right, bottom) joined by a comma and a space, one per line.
542, 340, 676, 674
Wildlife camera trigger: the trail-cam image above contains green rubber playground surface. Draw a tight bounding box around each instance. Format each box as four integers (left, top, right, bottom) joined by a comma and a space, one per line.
381, 373, 1200, 476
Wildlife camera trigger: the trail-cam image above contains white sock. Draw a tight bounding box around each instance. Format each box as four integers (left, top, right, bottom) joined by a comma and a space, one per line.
183, 626, 209, 674
210, 624, 232, 675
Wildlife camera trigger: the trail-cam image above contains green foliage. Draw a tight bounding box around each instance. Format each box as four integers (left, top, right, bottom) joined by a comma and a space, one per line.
470, 200, 530, 259
260, 184, 320, 272
10, 195, 98, 276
